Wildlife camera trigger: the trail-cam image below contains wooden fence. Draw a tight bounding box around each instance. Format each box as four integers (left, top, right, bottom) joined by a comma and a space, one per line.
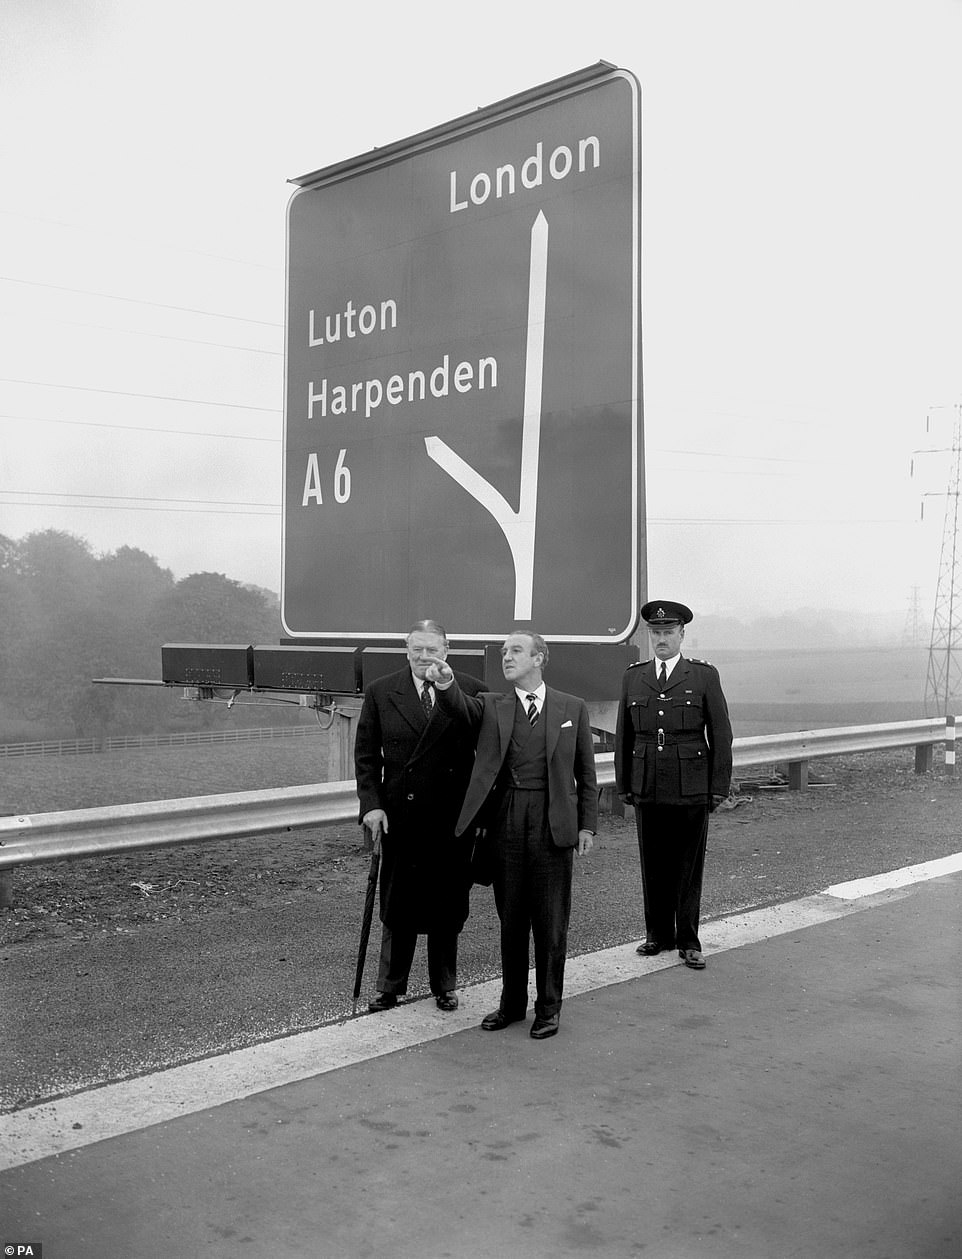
0, 725, 328, 759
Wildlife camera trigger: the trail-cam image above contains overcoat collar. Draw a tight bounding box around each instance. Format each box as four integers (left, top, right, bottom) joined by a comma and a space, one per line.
387, 670, 452, 759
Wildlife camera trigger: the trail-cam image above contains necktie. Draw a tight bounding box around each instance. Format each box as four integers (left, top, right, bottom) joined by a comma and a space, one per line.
658, 664, 667, 692
420, 681, 433, 718
525, 694, 539, 725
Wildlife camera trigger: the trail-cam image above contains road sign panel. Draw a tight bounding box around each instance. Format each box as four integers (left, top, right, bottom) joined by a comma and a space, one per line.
283, 65, 643, 642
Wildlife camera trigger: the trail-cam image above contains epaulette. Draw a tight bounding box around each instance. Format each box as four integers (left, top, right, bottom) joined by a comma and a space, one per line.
691, 657, 714, 667
628, 658, 651, 669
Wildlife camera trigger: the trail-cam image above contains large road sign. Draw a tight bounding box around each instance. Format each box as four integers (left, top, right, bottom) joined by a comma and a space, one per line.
282, 63, 643, 642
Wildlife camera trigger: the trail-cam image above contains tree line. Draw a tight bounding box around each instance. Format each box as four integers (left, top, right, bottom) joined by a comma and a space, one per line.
0, 530, 284, 742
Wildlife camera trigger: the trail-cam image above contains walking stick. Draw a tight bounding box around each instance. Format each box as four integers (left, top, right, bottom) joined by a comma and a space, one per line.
352, 824, 380, 1014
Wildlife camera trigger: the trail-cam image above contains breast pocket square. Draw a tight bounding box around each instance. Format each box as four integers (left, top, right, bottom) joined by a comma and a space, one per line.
561, 720, 573, 728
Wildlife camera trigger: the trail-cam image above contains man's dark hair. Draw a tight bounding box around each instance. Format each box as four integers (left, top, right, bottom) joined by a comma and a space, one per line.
511, 630, 548, 667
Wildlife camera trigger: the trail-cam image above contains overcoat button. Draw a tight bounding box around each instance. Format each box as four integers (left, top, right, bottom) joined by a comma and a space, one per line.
406, 793, 414, 800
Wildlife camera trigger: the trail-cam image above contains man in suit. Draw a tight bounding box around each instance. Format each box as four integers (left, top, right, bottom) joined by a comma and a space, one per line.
354, 620, 484, 1013
615, 601, 733, 970
430, 632, 597, 1040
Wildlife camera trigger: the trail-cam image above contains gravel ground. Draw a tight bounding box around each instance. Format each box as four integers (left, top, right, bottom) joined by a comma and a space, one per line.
1, 749, 959, 1111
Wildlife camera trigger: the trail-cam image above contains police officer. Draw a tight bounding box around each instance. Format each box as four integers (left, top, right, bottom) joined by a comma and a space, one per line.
615, 601, 733, 969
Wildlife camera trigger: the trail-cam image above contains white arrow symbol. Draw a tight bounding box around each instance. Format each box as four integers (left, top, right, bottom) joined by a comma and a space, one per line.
425, 210, 548, 621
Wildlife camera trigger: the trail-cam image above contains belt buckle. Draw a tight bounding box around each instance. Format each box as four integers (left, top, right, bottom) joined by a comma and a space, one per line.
657, 729, 665, 749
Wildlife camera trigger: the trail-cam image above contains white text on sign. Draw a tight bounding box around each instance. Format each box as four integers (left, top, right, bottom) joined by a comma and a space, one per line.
308, 298, 397, 347
449, 137, 601, 213
308, 354, 498, 421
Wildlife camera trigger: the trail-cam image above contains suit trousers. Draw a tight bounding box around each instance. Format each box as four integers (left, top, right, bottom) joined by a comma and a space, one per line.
375, 924, 458, 996
634, 803, 709, 952
492, 787, 573, 1019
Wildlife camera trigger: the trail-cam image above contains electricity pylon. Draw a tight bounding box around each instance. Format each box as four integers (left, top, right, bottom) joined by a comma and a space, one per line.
902, 586, 925, 647
924, 404, 962, 716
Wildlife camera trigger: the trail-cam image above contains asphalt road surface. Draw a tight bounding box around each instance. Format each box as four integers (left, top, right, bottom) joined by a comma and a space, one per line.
2, 751, 959, 1112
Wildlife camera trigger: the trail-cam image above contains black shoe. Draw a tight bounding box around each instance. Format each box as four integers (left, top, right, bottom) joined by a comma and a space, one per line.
435, 991, 459, 1011
636, 939, 664, 955
679, 949, 706, 970
368, 992, 399, 1012
481, 1007, 524, 1031
530, 1014, 560, 1040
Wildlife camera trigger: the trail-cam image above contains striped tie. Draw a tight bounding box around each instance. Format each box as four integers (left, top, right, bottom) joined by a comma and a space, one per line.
525, 694, 539, 725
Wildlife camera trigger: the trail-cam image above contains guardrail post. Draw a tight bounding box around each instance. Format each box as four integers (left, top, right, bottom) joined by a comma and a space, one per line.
946, 715, 957, 777
327, 702, 363, 782
915, 743, 934, 774
0, 808, 13, 909
592, 731, 624, 816
788, 759, 808, 791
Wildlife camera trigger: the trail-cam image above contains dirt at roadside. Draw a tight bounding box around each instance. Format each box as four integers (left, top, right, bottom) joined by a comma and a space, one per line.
2, 751, 959, 952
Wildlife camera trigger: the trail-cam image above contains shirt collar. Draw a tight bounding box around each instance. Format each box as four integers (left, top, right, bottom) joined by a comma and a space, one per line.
515, 682, 546, 706
656, 653, 682, 680
411, 669, 432, 695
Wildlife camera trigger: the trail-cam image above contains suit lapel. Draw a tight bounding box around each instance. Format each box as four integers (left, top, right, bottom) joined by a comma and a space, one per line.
644, 661, 661, 692
415, 693, 452, 759
496, 691, 516, 762
388, 671, 427, 737
648, 658, 690, 693
390, 670, 459, 762
544, 687, 562, 763
664, 657, 691, 693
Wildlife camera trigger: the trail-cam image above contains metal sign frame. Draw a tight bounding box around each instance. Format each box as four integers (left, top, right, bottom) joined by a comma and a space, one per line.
282, 62, 644, 643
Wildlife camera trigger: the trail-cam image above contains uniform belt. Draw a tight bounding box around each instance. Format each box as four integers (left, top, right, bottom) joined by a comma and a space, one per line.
635, 734, 705, 746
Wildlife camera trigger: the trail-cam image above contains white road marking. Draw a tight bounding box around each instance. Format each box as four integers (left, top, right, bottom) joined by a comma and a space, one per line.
824, 851, 962, 899
1, 853, 958, 1172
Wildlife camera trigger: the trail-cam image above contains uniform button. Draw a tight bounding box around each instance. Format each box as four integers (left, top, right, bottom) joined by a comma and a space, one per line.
658, 710, 664, 716
406, 793, 415, 800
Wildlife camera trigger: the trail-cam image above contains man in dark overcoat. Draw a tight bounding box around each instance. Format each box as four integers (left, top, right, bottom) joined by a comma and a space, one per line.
431, 632, 597, 1040
615, 601, 733, 969
354, 620, 484, 1013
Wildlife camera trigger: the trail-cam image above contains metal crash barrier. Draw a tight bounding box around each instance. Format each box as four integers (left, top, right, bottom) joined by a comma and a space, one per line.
0, 718, 957, 879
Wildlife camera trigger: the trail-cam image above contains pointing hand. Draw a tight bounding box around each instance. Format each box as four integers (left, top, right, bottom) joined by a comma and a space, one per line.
424, 660, 454, 686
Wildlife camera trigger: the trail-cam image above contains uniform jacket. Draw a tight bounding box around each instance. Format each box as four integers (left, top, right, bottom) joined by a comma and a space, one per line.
437, 682, 598, 848
615, 656, 733, 807
354, 667, 484, 931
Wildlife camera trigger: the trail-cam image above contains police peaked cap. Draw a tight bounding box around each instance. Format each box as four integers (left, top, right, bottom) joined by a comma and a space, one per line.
641, 600, 693, 626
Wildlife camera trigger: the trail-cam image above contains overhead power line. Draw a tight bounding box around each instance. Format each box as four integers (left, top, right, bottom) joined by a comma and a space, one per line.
652, 446, 817, 465
655, 403, 838, 430
2, 490, 280, 507
0, 412, 280, 443
0, 207, 283, 273
0, 275, 283, 329
648, 516, 911, 525
0, 377, 281, 413
0, 496, 280, 518
0, 493, 909, 527
43, 316, 282, 357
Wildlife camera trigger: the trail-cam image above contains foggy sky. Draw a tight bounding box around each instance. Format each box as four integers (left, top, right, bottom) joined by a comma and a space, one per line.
1, 0, 960, 629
